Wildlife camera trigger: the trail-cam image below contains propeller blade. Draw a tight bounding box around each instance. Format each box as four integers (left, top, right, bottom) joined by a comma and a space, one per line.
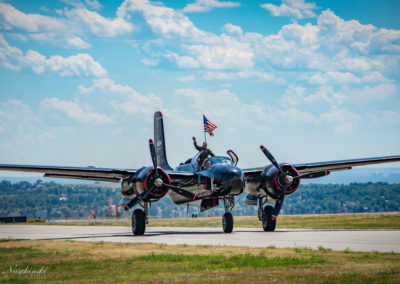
272, 184, 288, 219
260, 145, 283, 174
163, 182, 197, 200
149, 139, 159, 177
125, 185, 155, 210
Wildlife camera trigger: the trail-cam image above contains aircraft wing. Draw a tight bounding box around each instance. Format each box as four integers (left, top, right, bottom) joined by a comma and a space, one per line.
0, 164, 136, 183
243, 155, 400, 178
293, 155, 400, 174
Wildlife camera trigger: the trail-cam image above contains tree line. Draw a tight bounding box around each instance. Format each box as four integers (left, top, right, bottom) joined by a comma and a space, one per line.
0, 180, 399, 219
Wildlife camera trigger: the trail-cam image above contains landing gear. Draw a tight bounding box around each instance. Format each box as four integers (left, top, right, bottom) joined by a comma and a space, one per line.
222, 197, 235, 233
131, 209, 145, 235
131, 202, 149, 236
258, 198, 276, 232
262, 206, 276, 232
222, 212, 233, 233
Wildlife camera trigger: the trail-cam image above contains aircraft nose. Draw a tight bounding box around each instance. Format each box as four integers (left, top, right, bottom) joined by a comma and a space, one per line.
221, 166, 244, 195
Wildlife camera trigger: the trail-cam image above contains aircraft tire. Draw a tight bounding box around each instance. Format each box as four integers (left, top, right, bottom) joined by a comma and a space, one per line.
262, 206, 276, 232
132, 209, 146, 235
222, 212, 233, 233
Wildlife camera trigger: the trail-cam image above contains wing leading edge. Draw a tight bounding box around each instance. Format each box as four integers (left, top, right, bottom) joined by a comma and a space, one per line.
294, 155, 400, 174
0, 164, 197, 184
0, 164, 136, 183
2, 155, 399, 183
243, 155, 400, 177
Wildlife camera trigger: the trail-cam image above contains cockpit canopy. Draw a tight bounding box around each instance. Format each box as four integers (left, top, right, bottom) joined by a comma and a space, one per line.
191, 152, 233, 166
207, 156, 233, 165
177, 152, 235, 171
181, 153, 233, 165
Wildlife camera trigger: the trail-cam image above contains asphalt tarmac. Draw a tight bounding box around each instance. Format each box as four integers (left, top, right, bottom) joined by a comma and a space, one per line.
2, 225, 399, 252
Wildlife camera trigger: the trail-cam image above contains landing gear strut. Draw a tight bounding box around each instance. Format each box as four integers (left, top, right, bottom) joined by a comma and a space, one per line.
258, 198, 276, 232
222, 197, 235, 233
131, 202, 149, 236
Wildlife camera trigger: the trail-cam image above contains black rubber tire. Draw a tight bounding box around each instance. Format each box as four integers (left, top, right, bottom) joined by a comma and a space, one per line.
132, 209, 146, 235
262, 206, 276, 232
222, 212, 234, 233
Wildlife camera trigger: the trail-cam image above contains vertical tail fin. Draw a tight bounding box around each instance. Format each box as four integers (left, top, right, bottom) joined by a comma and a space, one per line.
154, 111, 172, 170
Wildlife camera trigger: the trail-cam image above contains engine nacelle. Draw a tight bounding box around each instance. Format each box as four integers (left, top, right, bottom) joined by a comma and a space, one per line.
121, 166, 170, 203
260, 164, 300, 199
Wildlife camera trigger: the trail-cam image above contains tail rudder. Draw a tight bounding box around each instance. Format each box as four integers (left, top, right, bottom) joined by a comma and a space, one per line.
154, 111, 172, 170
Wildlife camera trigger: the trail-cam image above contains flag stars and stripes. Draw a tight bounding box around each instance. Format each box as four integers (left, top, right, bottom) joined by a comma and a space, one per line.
203, 115, 217, 136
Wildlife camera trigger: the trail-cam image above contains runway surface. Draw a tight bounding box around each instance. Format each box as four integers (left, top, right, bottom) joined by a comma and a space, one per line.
2, 225, 400, 252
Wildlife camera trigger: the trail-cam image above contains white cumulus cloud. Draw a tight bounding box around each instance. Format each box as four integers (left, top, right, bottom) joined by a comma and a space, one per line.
41, 98, 114, 125
261, 0, 319, 19
223, 23, 243, 36
0, 100, 55, 145
65, 8, 133, 37
0, 3, 133, 48
183, 0, 240, 13
0, 35, 107, 77
79, 78, 163, 117
61, 0, 103, 11
117, 0, 217, 42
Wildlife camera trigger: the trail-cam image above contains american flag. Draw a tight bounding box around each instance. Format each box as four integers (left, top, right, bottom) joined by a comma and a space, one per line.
203, 115, 217, 136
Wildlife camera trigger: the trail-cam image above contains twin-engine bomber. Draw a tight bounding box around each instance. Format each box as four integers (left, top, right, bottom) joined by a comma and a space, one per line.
1, 111, 400, 235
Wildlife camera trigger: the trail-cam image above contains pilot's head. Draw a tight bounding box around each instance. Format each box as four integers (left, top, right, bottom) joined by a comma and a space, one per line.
202, 142, 207, 149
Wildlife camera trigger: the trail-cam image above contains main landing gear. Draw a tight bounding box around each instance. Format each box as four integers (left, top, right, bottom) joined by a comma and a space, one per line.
222, 197, 235, 233
258, 199, 276, 232
131, 202, 149, 235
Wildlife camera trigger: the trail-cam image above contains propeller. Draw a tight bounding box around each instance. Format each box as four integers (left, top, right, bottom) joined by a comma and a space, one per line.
260, 145, 295, 218
162, 182, 197, 200
125, 185, 155, 210
149, 139, 197, 200
272, 184, 288, 219
149, 139, 158, 177
260, 146, 283, 175
125, 139, 198, 211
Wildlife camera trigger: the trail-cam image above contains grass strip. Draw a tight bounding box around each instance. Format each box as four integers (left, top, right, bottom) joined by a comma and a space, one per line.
0, 240, 399, 283
20, 212, 400, 230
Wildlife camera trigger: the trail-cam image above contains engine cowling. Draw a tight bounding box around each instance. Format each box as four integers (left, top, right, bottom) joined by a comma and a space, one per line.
260, 163, 300, 198
121, 166, 170, 203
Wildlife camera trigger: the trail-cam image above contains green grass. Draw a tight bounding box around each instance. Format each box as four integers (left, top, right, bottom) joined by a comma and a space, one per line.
132, 252, 324, 270
0, 240, 399, 283
22, 212, 400, 230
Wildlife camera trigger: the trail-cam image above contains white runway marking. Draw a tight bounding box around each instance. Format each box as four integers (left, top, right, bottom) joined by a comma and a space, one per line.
1, 225, 399, 252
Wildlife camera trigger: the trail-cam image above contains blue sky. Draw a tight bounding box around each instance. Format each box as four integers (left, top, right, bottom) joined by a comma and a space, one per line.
0, 0, 399, 172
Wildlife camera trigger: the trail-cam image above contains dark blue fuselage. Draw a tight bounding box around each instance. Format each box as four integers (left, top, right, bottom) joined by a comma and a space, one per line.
175, 154, 245, 197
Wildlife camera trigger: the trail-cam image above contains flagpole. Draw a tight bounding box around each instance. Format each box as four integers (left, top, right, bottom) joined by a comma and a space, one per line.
203, 114, 207, 143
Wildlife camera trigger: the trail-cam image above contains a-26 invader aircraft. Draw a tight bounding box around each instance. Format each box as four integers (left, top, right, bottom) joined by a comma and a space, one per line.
1, 111, 400, 235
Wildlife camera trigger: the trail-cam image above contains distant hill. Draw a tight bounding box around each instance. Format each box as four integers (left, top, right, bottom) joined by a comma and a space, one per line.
0, 180, 399, 219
